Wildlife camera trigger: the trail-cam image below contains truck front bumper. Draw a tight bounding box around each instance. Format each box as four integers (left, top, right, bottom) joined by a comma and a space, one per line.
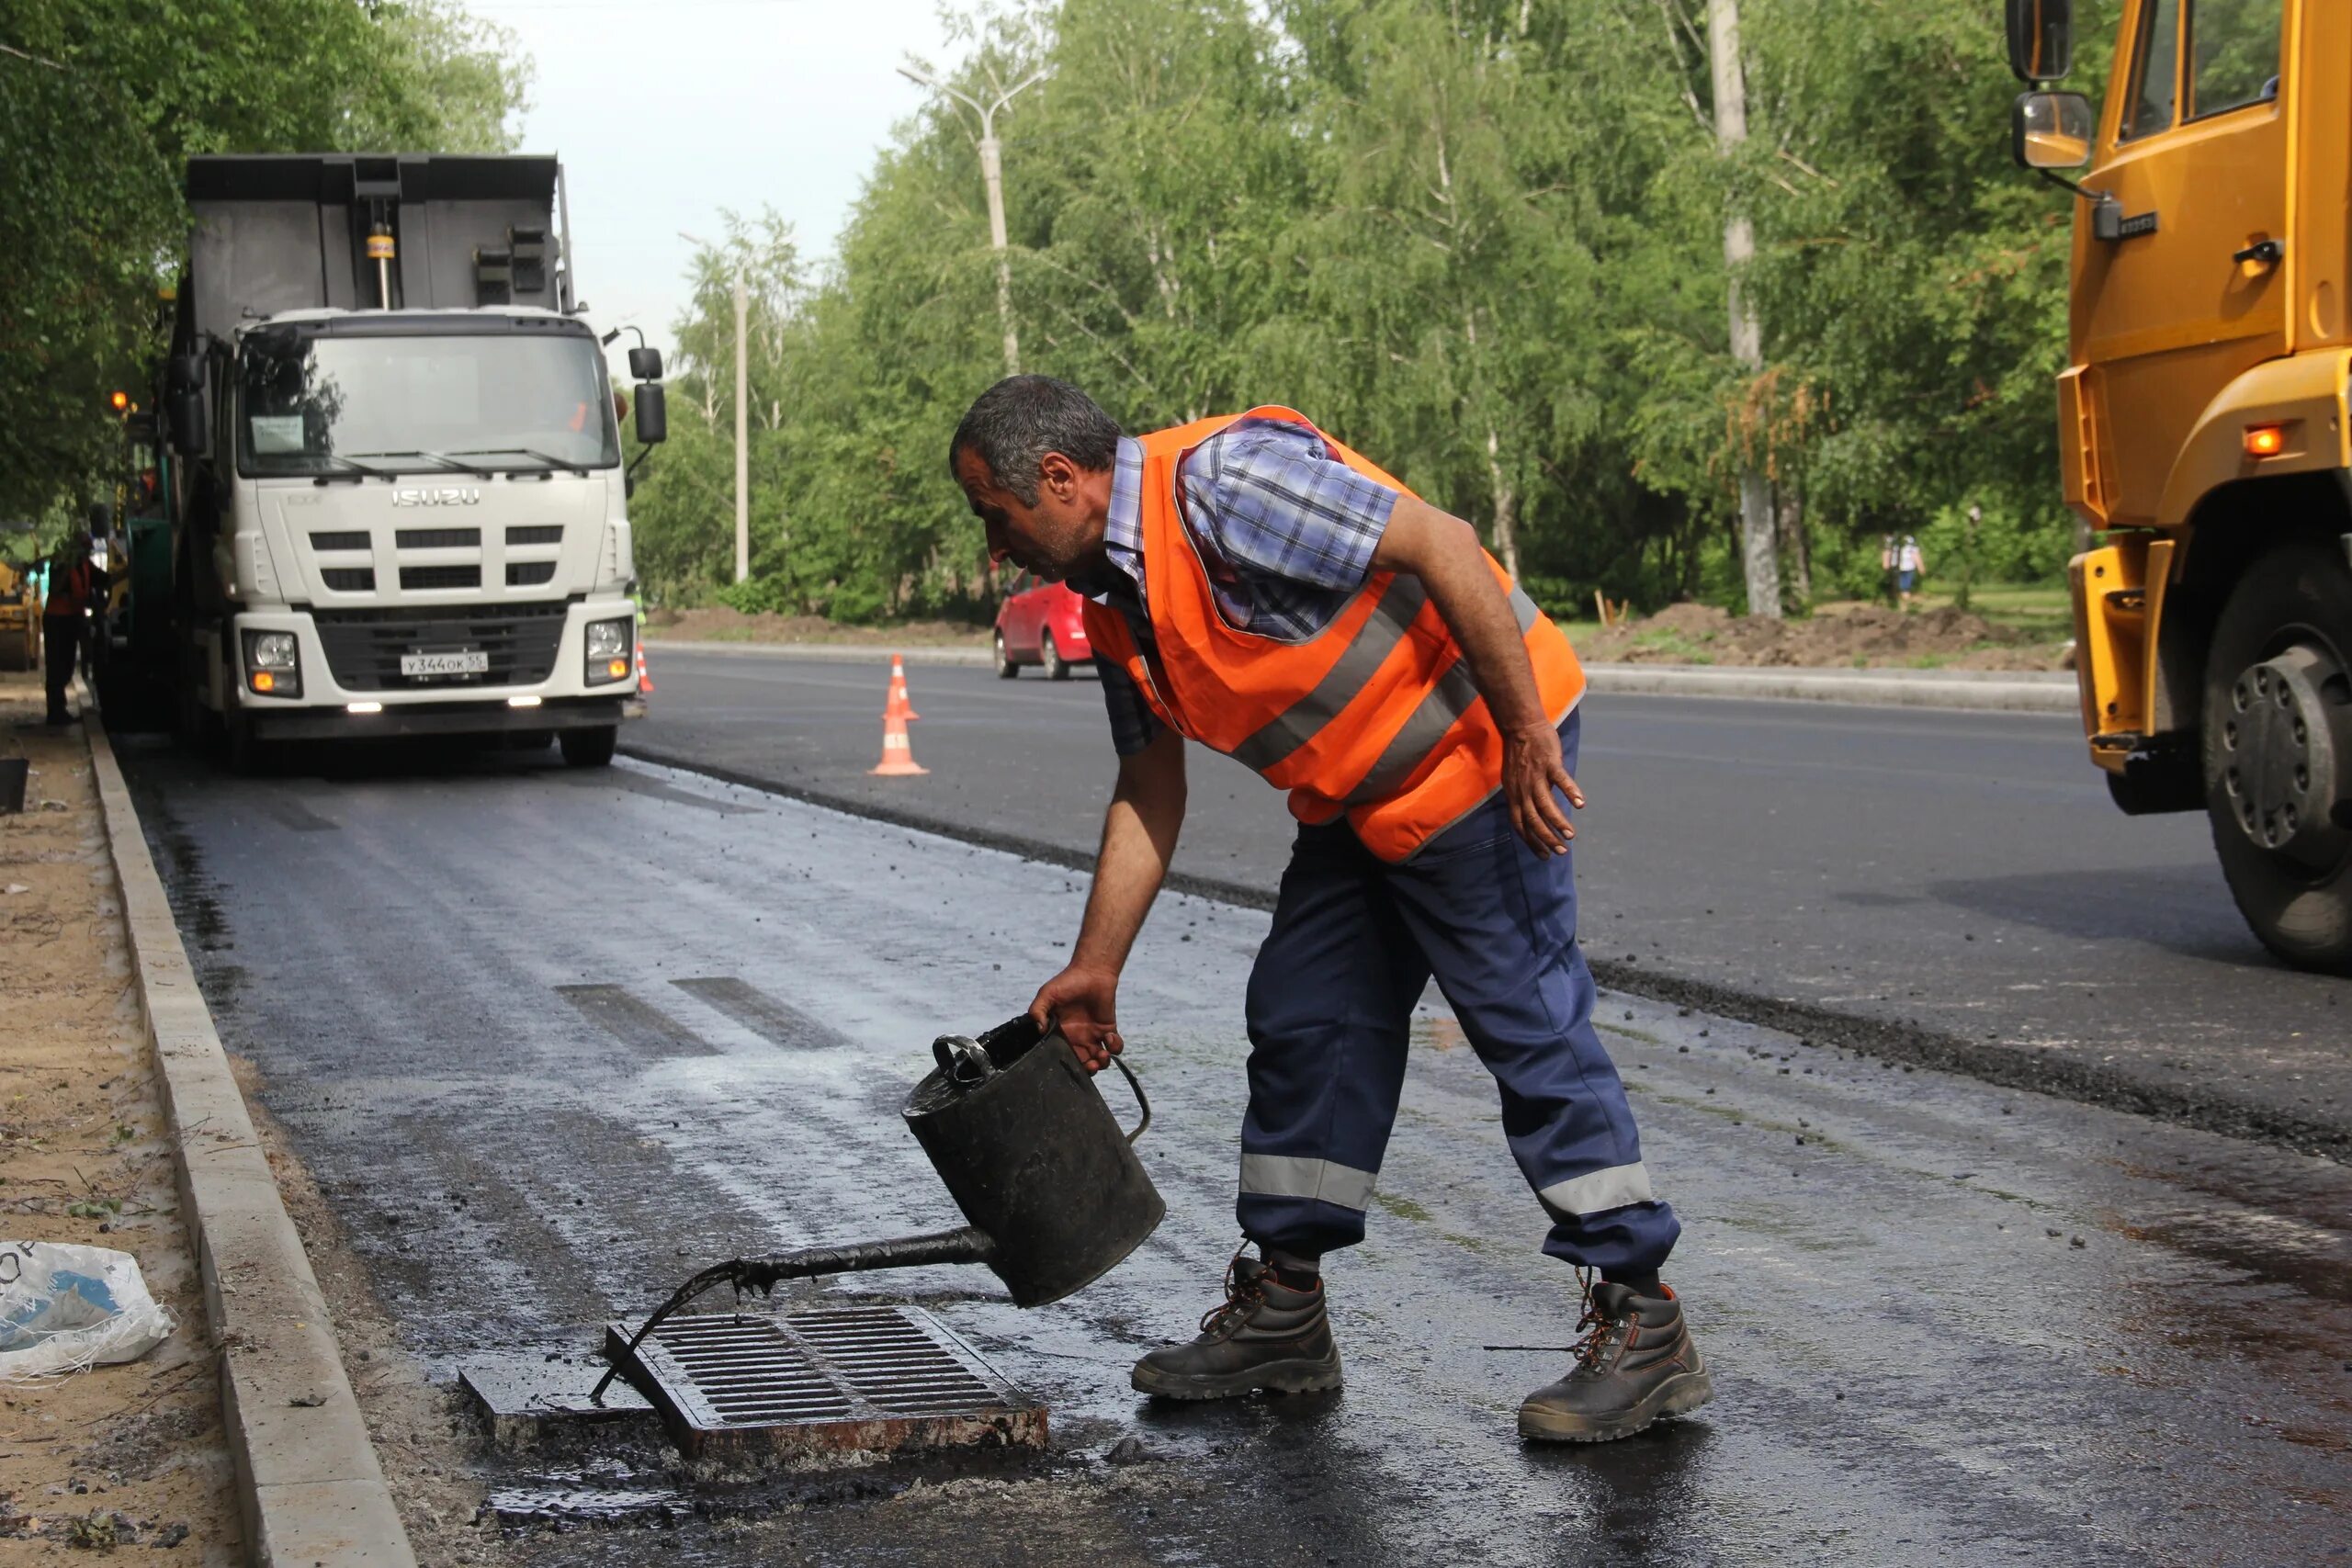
249, 694, 641, 742
223, 601, 644, 731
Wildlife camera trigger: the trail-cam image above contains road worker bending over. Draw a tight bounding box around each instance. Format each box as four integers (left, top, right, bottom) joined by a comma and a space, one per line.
951, 376, 1713, 1443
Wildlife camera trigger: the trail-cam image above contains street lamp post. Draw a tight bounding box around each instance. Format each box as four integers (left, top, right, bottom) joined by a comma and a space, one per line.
899, 62, 1046, 378
732, 270, 748, 584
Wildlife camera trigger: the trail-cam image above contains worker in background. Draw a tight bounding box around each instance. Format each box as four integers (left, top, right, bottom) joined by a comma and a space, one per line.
950, 377, 1710, 1444
1897, 534, 1927, 609
42, 533, 108, 726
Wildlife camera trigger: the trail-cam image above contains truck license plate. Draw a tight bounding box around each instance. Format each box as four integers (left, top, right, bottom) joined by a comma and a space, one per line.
400, 650, 488, 677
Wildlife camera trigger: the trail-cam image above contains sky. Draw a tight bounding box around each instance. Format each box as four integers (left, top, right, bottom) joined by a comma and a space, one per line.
469, 0, 962, 367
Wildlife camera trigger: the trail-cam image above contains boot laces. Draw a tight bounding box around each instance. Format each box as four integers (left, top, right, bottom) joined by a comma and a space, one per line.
1200, 1243, 1272, 1337
1568, 1268, 1631, 1374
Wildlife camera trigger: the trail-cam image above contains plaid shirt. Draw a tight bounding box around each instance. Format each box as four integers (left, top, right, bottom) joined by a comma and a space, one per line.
1079, 417, 1401, 756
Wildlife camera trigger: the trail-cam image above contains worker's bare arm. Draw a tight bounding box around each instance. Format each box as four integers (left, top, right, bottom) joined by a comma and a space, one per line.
1027, 725, 1187, 1071
1372, 492, 1582, 855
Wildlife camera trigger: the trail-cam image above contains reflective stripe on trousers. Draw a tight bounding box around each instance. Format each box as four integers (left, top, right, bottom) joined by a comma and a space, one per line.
1236, 709, 1680, 1275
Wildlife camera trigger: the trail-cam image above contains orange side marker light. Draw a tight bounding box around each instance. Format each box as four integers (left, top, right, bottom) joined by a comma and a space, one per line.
2244, 424, 2286, 458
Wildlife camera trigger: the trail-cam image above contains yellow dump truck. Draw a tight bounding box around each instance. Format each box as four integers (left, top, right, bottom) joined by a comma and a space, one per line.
2010, 0, 2352, 971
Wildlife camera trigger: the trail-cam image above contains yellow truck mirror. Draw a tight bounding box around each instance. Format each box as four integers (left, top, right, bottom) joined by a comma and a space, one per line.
2012, 91, 2095, 171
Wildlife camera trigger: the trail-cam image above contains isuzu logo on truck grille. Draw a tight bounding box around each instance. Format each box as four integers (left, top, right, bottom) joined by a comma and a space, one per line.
390, 487, 481, 507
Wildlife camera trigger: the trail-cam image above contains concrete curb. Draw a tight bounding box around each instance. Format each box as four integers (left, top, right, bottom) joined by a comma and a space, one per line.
82, 709, 417, 1567
646, 637, 2078, 713
646, 638, 992, 667
1582, 662, 2077, 714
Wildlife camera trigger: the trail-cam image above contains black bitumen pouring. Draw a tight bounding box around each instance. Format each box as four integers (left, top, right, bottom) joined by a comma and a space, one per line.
593, 1013, 1164, 1404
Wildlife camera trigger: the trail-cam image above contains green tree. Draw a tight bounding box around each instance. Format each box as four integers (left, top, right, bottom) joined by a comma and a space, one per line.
0, 0, 528, 525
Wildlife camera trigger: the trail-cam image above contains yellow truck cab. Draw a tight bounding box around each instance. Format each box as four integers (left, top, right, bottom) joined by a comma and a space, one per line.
2009, 0, 2352, 971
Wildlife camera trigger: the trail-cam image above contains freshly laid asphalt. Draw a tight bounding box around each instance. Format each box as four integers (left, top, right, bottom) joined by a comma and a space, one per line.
117, 716, 2352, 1564
627, 649, 2351, 1159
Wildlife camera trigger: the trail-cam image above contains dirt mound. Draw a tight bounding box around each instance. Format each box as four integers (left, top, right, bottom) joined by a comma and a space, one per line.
648, 605, 988, 648
1577, 601, 2069, 671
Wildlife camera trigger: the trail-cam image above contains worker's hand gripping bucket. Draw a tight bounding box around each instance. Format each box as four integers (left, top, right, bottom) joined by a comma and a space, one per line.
904, 1014, 1165, 1307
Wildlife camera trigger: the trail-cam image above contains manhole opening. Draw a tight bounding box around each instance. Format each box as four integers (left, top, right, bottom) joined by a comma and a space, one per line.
605, 1303, 1045, 1459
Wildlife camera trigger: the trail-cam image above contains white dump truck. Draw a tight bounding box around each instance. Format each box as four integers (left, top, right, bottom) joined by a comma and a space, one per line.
155, 153, 667, 769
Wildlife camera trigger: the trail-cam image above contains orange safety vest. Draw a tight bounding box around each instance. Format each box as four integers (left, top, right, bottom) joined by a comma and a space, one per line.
44, 561, 94, 618
1081, 407, 1586, 862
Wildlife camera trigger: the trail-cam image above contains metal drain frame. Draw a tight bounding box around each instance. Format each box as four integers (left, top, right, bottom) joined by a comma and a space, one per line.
603, 1303, 1046, 1460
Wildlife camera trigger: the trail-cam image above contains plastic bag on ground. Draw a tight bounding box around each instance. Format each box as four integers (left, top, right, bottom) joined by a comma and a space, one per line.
0, 1240, 175, 1380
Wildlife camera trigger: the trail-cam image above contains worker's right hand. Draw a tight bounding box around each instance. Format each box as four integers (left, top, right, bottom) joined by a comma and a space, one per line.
1029, 963, 1124, 1074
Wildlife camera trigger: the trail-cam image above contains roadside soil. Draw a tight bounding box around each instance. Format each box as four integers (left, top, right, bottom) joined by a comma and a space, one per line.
649, 606, 988, 649
1577, 599, 2072, 671
0, 673, 238, 1560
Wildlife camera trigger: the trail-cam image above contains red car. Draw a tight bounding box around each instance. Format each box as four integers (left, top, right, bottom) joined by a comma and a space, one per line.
992, 573, 1092, 679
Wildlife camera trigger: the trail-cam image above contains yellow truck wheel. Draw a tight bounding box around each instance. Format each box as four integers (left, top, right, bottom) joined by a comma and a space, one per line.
2201, 536, 2352, 973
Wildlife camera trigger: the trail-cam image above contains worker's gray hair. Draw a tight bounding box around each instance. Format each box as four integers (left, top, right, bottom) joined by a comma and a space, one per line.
948, 376, 1121, 505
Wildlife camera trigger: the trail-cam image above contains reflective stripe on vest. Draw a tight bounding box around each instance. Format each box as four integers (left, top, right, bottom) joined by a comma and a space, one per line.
1081, 407, 1584, 862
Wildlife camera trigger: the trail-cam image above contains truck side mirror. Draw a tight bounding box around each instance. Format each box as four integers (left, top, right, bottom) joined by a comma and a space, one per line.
167, 353, 208, 456
628, 346, 663, 382
2012, 91, 2095, 171
634, 382, 667, 446
2007, 0, 2073, 84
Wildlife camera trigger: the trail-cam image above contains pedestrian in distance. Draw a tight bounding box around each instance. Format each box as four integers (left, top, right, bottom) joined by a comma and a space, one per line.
949, 376, 1711, 1444
1880, 533, 1900, 607
1897, 534, 1927, 609
40, 537, 107, 727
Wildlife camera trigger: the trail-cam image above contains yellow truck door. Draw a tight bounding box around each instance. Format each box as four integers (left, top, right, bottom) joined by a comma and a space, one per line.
2073, 0, 2290, 528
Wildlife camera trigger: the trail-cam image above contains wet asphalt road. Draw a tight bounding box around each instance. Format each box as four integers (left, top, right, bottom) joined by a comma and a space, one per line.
629, 649, 2352, 1158
119, 734, 2352, 1565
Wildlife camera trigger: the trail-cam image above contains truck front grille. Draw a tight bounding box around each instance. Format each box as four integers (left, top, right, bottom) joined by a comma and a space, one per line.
321, 568, 376, 592
313, 601, 568, 691
399, 564, 481, 592
397, 527, 481, 549
505, 561, 556, 586
506, 525, 563, 546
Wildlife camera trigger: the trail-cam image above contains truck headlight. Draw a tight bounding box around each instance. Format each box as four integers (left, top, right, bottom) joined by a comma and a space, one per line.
586, 616, 632, 683
242, 629, 301, 697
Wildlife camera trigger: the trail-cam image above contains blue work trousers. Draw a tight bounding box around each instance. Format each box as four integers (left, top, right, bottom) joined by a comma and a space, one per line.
1237, 710, 1680, 1277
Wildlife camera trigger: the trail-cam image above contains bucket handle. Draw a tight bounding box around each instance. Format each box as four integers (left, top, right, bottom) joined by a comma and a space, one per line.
1108, 1054, 1151, 1145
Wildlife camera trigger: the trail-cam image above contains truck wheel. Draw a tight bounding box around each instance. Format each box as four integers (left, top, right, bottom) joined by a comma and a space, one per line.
222, 709, 273, 777
2201, 536, 2352, 973
994, 630, 1019, 679
560, 725, 617, 768
1041, 630, 1070, 681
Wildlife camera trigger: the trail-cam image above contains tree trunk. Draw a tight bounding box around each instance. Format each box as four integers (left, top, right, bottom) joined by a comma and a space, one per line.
1485, 425, 1520, 579
1776, 483, 1810, 606
1709, 0, 1781, 620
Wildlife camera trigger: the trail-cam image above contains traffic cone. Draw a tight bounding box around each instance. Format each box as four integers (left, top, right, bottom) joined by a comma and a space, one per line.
886, 653, 920, 721
636, 642, 654, 695
871, 654, 927, 776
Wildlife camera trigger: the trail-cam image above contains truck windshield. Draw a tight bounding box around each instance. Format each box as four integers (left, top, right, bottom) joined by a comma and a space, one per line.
236, 329, 619, 478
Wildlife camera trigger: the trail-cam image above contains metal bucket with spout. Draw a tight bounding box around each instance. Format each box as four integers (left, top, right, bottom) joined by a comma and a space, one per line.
594, 1011, 1166, 1403
905, 1013, 1164, 1307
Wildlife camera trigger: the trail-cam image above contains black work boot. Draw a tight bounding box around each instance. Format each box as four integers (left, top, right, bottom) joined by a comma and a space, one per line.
1518, 1280, 1713, 1442
1131, 1252, 1342, 1399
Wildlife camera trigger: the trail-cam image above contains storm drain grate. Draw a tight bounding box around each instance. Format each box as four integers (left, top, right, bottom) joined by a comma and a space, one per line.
605, 1304, 1044, 1460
